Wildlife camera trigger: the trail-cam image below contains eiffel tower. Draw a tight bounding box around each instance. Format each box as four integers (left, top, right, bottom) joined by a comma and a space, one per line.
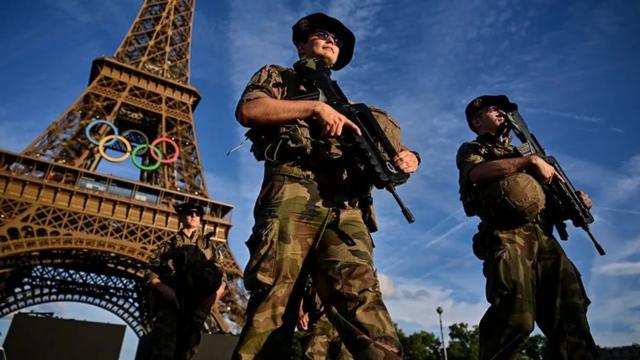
0, 0, 246, 339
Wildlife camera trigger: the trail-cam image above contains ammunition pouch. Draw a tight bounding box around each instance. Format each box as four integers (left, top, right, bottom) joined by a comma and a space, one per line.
359, 196, 379, 233
247, 119, 349, 165
460, 188, 480, 217
247, 120, 313, 162
479, 172, 546, 228
244, 217, 279, 291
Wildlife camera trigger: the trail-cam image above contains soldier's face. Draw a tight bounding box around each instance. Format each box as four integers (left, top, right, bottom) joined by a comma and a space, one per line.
180, 212, 201, 230
472, 106, 505, 135
298, 31, 340, 67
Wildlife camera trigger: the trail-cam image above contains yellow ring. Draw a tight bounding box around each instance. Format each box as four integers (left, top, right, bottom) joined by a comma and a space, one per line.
98, 135, 132, 162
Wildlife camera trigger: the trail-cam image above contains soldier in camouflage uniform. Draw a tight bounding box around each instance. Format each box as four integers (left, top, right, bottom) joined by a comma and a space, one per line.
456, 95, 599, 360
232, 12, 419, 360
298, 276, 352, 360
142, 202, 227, 360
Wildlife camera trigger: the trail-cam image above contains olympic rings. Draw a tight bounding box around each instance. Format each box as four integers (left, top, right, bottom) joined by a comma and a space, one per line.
122, 129, 150, 155
98, 135, 131, 162
86, 120, 118, 146
132, 144, 162, 171
85, 119, 180, 171
150, 138, 180, 164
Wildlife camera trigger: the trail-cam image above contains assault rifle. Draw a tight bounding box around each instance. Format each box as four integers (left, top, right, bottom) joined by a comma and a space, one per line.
502, 110, 605, 255
293, 58, 415, 223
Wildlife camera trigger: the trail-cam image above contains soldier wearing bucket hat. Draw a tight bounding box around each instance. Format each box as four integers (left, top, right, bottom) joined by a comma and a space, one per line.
291, 12, 355, 71
456, 95, 598, 360
233, 12, 418, 360
141, 201, 226, 360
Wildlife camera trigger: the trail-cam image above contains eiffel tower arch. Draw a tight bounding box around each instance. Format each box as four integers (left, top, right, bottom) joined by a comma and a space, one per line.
0, 0, 247, 337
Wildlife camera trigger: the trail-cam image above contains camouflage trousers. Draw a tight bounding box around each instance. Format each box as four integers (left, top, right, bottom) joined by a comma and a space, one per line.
305, 314, 353, 360
141, 294, 213, 360
474, 222, 598, 360
233, 171, 402, 359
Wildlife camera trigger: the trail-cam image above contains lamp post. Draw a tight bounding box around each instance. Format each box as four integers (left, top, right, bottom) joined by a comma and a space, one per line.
436, 306, 448, 360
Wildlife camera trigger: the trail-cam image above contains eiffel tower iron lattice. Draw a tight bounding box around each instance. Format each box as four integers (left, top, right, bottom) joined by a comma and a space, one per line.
0, 0, 247, 338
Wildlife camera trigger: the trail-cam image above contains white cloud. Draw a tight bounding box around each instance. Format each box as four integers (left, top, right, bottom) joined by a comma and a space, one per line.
225, 1, 297, 92
588, 290, 640, 347
595, 262, 640, 276
527, 108, 603, 123
378, 272, 396, 297
382, 275, 486, 334
53, 0, 134, 26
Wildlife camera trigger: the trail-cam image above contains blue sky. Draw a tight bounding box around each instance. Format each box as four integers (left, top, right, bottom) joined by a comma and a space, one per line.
1, 0, 639, 358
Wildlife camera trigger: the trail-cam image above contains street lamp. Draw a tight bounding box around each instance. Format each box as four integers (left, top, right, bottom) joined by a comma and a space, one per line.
436, 306, 448, 360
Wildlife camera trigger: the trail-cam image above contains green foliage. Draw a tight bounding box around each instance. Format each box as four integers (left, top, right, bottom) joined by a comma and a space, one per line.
396, 323, 442, 360
447, 323, 479, 360
521, 334, 549, 360
295, 322, 550, 360
404, 332, 442, 359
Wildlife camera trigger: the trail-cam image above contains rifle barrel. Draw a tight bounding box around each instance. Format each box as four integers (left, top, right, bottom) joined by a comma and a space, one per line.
387, 184, 415, 223
584, 226, 606, 256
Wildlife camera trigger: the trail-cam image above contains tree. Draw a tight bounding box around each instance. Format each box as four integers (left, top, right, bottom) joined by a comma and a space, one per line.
520, 334, 549, 360
406, 331, 442, 360
447, 323, 479, 360
396, 323, 441, 360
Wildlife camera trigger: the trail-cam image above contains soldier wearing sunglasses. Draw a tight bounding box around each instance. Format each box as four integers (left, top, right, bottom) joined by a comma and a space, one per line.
456, 95, 598, 360
140, 202, 226, 360
233, 12, 419, 360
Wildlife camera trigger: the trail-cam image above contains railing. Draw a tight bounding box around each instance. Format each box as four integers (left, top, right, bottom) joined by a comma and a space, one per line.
0, 149, 233, 222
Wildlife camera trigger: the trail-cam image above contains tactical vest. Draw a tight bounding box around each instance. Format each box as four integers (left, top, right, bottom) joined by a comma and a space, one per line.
458, 138, 514, 216
245, 67, 402, 166
461, 137, 546, 227
245, 66, 403, 233
246, 66, 332, 163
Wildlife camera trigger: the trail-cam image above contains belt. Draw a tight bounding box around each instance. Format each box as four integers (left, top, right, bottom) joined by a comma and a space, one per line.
264, 162, 314, 179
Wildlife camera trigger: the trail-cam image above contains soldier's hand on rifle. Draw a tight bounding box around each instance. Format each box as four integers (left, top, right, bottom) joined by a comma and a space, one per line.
576, 191, 593, 209
393, 150, 419, 173
313, 102, 361, 137
530, 155, 562, 184
297, 300, 309, 330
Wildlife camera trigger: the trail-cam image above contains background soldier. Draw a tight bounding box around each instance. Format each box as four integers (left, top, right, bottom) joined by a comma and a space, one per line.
456, 95, 599, 360
141, 202, 226, 360
298, 276, 352, 360
233, 12, 419, 360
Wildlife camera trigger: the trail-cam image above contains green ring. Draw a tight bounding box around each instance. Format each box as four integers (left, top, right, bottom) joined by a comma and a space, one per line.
131, 144, 162, 171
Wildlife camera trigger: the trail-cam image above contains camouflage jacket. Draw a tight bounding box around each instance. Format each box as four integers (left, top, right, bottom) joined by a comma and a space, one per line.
237, 64, 408, 163
456, 133, 520, 217
238, 64, 413, 232
146, 230, 222, 285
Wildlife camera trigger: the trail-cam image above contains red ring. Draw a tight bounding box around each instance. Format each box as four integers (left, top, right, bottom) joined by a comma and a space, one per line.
150, 137, 180, 164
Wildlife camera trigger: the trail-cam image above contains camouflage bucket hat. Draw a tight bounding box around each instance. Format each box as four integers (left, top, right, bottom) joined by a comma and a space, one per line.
482, 172, 546, 227
465, 95, 518, 131
292, 12, 355, 70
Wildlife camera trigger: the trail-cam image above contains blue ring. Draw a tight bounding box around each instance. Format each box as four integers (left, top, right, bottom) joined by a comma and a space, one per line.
85, 119, 119, 146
